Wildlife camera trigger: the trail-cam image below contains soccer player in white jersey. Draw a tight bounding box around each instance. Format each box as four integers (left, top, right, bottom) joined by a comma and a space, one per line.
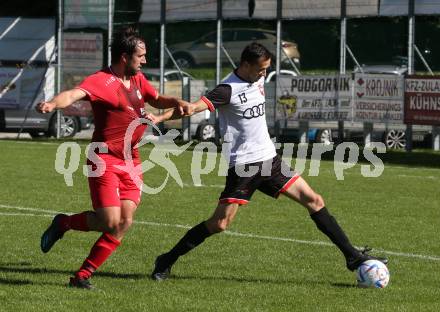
151, 43, 387, 281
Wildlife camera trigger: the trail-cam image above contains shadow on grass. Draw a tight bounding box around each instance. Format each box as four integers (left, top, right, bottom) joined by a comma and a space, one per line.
0, 263, 360, 288
0, 277, 62, 287
0, 264, 147, 280
171, 273, 356, 288
330, 282, 358, 288
0, 277, 33, 286
0, 261, 32, 266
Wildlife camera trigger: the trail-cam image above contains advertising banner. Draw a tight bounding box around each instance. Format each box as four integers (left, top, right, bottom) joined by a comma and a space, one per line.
63, 33, 104, 70
62, 32, 103, 90
353, 74, 404, 123
274, 75, 352, 122
404, 76, 440, 126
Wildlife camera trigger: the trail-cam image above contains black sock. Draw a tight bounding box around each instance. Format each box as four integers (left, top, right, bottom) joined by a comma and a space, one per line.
310, 207, 358, 260
165, 221, 212, 264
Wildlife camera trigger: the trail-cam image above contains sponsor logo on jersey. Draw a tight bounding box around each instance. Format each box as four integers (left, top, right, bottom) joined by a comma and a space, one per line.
136, 89, 142, 100
242, 103, 265, 119
105, 76, 116, 87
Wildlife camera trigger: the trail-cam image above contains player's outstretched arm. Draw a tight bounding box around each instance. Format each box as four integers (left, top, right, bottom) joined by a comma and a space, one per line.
189, 98, 211, 114
146, 109, 176, 123
145, 97, 211, 124
148, 98, 211, 123
148, 95, 193, 115
36, 88, 87, 113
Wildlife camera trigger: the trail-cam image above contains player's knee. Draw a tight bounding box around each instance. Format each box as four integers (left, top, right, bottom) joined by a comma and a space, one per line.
101, 219, 120, 233
120, 217, 133, 229
311, 194, 325, 211
317, 194, 325, 207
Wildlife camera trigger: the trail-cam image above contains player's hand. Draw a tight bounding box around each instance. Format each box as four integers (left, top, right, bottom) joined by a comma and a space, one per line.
36, 102, 56, 114
145, 113, 161, 124
178, 101, 194, 116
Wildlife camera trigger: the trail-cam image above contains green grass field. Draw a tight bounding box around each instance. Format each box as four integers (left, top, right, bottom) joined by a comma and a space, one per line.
0, 139, 439, 311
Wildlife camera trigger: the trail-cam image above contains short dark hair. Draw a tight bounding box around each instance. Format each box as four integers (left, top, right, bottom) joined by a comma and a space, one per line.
240, 42, 271, 65
111, 26, 145, 64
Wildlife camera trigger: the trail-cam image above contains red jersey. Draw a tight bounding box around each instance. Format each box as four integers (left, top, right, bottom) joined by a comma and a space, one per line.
77, 67, 158, 159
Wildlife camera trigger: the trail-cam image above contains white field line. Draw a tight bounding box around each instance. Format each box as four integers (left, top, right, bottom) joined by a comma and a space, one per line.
0, 212, 54, 218
184, 183, 224, 188
1, 204, 440, 262
384, 165, 440, 172
0, 204, 65, 215
396, 174, 438, 180
0, 141, 87, 146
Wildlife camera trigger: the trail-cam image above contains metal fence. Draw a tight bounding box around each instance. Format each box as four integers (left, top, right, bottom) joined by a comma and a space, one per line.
1, 0, 440, 150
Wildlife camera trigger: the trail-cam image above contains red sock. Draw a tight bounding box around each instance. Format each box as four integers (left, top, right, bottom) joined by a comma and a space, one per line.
59, 212, 89, 232
75, 233, 120, 280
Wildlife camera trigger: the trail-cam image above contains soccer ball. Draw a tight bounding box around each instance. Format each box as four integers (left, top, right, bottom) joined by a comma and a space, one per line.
356, 260, 390, 288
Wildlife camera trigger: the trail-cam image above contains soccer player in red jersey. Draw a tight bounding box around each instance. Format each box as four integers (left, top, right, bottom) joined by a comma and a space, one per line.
36, 27, 190, 289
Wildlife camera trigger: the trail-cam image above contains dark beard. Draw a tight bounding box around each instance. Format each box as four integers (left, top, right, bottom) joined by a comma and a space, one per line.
125, 67, 137, 76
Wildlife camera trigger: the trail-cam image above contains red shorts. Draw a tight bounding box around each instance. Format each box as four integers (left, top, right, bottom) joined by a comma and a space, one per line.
87, 153, 143, 209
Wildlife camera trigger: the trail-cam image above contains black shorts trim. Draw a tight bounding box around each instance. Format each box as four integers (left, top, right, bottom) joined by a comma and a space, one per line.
218, 155, 299, 205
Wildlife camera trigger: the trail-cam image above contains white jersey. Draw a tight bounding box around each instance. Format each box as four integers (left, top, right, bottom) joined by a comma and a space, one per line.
202, 71, 276, 167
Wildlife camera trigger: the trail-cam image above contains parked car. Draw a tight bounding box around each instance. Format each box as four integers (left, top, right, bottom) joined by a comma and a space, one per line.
265, 69, 298, 82
353, 64, 408, 75
167, 28, 300, 68
142, 69, 194, 82
0, 100, 93, 138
